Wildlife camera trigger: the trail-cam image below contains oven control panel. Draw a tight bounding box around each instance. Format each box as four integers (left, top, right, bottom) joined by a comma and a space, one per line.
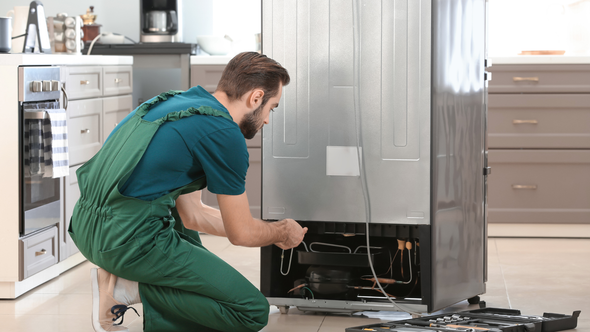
18, 67, 61, 102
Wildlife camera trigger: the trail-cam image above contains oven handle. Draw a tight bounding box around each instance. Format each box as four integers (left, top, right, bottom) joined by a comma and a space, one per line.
61, 85, 69, 111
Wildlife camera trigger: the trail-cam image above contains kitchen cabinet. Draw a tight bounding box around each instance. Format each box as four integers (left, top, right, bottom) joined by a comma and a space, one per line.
191, 63, 263, 217
487, 64, 590, 225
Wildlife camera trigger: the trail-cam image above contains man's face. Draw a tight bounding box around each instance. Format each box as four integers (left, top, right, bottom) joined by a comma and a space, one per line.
239, 84, 283, 139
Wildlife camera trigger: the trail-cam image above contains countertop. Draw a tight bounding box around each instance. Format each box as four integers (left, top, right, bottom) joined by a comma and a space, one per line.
491, 55, 590, 65
0, 54, 133, 66
190, 55, 232, 65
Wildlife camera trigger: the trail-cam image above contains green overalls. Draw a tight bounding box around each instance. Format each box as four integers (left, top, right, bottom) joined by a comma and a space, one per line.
69, 91, 269, 332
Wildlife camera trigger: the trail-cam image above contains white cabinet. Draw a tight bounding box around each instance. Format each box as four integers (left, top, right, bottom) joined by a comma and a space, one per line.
60, 65, 134, 261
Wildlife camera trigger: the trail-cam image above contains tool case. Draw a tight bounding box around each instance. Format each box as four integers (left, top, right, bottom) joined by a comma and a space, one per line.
345, 307, 581, 332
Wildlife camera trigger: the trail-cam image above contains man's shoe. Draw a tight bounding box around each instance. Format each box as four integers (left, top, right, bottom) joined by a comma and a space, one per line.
91, 268, 140, 332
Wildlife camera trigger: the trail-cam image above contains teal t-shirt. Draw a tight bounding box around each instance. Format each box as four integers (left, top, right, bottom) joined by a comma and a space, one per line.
108, 86, 249, 201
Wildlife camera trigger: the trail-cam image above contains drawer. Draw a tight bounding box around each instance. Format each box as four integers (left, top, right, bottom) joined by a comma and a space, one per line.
488, 94, 590, 148
488, 64, 590, 94
488, 150, 590, 224
103, 66, 133, 97
68, 98, 103, 165
103, 95, 133, 142
66, 66, 103, 100
190, 65, 226, 93
20, 226, 58, 279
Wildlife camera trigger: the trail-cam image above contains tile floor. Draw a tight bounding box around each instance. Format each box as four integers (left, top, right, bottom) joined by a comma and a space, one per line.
1, 236, 588, 332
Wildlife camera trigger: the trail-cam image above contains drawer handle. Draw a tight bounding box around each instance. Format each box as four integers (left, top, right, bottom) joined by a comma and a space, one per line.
513, 76, 539, 82
512, 184, 537, 190
80, 80, 90, 85
35, 249, 47, 256
513, 119, 538, 125
81, 129, 91, 134
114, 78, 122, 84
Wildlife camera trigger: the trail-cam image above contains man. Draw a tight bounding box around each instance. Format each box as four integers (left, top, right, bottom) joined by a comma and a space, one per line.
68, 52, 307, 332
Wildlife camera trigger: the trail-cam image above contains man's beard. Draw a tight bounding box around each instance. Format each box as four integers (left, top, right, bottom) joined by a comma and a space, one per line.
239, 104, 265, 139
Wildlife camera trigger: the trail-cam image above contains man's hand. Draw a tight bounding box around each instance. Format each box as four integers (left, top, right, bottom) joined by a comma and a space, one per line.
275, 219, 308, 250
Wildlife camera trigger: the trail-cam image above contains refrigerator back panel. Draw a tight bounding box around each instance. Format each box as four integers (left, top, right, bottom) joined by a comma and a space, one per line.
262, 0, 432, 224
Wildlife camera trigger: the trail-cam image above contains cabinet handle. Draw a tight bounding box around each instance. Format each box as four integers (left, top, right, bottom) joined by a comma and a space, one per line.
114, 78, 121, 84
81, 129, 90, 134
513, 119, 538, 124
35, 249, 47, 256
80, 80, 90, 85
513, 77, 539, 82
512, 184, 537, 190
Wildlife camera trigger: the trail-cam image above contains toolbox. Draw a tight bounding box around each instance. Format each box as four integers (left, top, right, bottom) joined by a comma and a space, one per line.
345, 307, 581, 332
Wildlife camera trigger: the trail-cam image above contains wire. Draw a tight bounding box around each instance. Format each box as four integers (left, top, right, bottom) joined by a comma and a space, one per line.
351, 0, 422, 317
302, 287, 315, 299
280, 248, 294, 276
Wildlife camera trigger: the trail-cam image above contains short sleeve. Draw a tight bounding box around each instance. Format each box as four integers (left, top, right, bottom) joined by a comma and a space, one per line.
192, 127, 249, 195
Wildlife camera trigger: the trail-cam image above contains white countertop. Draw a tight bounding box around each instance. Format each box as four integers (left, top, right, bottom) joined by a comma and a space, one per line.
0, 54, 133, 66
190, 55, 232, 65
491, 55, 590, 65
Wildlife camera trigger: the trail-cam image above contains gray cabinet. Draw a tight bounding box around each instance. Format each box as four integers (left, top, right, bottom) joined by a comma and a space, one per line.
487, 64, 590, 224
191, 64, 263, 217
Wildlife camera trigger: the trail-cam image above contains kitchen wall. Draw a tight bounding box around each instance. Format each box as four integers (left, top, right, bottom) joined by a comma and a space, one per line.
2, 0, 259, 47
489, 0, 590, 56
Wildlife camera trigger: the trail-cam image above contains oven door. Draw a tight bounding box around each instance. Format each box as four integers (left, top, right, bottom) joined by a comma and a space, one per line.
21, 107, 62, 236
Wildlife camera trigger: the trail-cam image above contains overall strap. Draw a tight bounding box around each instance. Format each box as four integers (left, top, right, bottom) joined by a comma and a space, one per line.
153, 105, 233, 125
135, 90, 185, 117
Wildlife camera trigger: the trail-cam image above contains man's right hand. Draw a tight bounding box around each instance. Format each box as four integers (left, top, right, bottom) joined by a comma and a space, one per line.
275, 219, 308, 250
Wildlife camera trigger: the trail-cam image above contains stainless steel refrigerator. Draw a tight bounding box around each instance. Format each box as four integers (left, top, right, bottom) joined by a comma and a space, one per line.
260, 0, 490, 313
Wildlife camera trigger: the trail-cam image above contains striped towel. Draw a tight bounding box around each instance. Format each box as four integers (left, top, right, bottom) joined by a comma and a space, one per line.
24, 119, 46, 176
43, 109, 69, 178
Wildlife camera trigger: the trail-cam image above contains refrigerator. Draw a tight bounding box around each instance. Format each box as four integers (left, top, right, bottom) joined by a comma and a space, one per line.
260, 0, 490, 313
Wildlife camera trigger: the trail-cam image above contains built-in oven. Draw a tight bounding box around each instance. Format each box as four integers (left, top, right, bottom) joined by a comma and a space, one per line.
19, 66, 67, 236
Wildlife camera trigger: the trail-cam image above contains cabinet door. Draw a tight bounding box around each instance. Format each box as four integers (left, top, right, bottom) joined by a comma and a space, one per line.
64, 164, 83, 259
488, 149, 590, 224
103, 66, 133, 97
488, 94, 590, 149
201, 148, 262, 218
190, 65, 226, 93
66, 66, 103, 100
103, 95, 133, 143
68, 98, 103, 166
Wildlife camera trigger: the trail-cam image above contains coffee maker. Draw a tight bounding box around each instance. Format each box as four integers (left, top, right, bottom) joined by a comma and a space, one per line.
140, 0, 182, 42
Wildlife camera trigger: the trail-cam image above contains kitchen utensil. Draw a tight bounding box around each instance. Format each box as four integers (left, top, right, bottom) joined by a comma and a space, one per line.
6, 6, 28, 53
22, 1, 51, 53
0, 16, 11, 53
146, 10, 168, 32
80, 6, 97, 25
519, 50, 566, 55
196, 35, 232, 55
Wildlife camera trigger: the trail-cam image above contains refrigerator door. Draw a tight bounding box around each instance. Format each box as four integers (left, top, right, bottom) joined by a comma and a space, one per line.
429, 0, 487, 312
261, 0, 432, 225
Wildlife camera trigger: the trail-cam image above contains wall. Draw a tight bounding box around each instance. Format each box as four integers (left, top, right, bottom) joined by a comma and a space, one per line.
1, 0, 221, 46
489, 0, 590, 56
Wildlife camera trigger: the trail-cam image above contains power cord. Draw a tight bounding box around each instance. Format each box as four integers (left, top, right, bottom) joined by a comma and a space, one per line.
351, 0, 422, 317
86, 33, 137, 55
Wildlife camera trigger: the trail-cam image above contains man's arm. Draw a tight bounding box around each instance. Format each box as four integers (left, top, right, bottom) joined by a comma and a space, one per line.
175, 190, 307, 249
217, 192, 307, 249
175, 190, 227, 237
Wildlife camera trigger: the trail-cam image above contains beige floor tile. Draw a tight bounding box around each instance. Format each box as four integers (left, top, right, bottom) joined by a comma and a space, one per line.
262, 307, 325, 332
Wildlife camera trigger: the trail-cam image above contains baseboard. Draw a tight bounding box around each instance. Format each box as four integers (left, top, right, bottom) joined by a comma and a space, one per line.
489, 223, 590, 238
0, 252, 86, 299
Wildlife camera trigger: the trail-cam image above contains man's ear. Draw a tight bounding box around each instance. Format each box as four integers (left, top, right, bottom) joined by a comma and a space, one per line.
248, 89, 265, 109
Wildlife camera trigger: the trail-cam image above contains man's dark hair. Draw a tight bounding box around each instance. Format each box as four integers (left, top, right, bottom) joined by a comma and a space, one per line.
216, 52, 290, 106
